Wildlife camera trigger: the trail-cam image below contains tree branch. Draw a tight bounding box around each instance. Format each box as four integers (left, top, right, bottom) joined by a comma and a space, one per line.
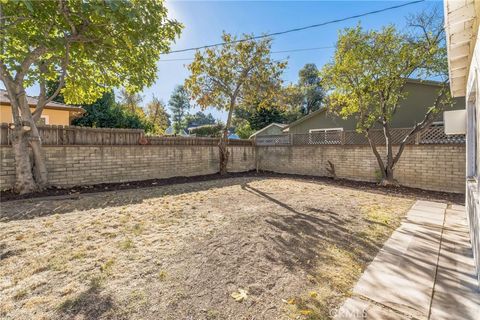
33, 43, 70, 121
392, 82, 449, 167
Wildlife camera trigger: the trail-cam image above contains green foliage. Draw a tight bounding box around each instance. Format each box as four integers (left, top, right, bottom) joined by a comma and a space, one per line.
235, 121, 254, 139
321, 14, 452, 183
298, 63, 325, 114
184, 32, 287, 128
0, 0, 182, 104
145, 96, 170, 134
168, 85, 191, 134
321, 24, 449, 132
248, 107, 286, 131
189, 124, 224, 137
72, 91, 148, 129
185, 111, 216, 128
119, 89, 144, 113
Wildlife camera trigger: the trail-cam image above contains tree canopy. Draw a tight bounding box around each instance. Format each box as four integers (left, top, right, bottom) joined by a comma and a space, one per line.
145, 96, 170, 134
168, 85, 191, 134
185, 32, 286, 173
73, 91, 147, 129
321, 14, 451, 185
298, 63, 325, 114
0, 0, 182, 193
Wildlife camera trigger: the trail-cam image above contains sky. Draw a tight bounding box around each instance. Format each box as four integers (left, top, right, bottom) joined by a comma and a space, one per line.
146, 0, 443, 121
5, 0, 444, 121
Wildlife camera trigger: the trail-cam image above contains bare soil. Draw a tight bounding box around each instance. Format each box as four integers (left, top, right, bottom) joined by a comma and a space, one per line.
0, 176, 438, 319
0, 171, 464, 205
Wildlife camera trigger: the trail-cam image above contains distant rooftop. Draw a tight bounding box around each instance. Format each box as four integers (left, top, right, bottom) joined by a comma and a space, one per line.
0, 89, 83, 111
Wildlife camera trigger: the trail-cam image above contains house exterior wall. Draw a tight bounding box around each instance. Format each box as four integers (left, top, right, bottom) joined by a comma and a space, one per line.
288, 82, 466, 134
465, 26, 480, 285
255, 125, 286, 136
0, 105, 72, 125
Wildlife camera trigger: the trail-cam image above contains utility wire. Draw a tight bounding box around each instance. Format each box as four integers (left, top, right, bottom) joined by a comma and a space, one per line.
165, 0, 425, 54
159, 45, 335, 62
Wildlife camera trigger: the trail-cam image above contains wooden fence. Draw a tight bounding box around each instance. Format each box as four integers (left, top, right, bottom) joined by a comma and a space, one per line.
255, 126, 465, 146
0, 123, 253, 146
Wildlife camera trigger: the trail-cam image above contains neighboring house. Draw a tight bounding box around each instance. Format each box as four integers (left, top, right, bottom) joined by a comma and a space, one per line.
164, 126, 188, 136
249, 123, 288, 139
284, 79, 465, 134
0, 89, 84, 125
444, 0, 480, 283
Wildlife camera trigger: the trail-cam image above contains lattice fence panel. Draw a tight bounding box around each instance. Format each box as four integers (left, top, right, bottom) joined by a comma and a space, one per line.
308, 131, 343, 145
419, 126, 465, 144
292, 134, 309, 145
344, 131, 368, 145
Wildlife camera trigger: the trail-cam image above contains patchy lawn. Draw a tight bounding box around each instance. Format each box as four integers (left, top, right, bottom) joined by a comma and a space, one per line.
0, 177, 414, 320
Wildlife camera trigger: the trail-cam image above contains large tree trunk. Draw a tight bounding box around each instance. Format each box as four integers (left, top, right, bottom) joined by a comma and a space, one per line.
219, 101, 235, 175
28, 121, 48, 187
219, 129, 229, 175
366, 129, 398, 187
10, 128, 37, 194
380, 122, 399, 186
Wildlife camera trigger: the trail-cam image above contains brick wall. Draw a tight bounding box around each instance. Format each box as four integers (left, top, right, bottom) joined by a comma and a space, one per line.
0, 144, 465, 193
0, 145, 256, 190
257, 145, 465, 193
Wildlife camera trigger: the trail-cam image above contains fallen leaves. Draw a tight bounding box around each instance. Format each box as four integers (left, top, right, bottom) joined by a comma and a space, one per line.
231, 288, 248, 302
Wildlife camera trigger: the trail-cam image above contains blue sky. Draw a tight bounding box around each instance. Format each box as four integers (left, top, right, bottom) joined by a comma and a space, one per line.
146, 0, 443, 121
7, 0, 443, 121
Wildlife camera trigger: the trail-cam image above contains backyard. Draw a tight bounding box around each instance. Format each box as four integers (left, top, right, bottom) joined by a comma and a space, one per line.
0, 176, 419, 319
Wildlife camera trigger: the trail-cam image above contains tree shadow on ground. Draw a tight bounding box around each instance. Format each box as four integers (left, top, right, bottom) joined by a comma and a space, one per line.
56, 278, 121, 320
0, 176, 268, 222
241, 183, 383, 272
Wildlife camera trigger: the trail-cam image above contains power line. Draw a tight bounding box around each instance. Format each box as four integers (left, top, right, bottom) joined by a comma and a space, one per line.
165, 0, 425, 54
159, 45, 335, 62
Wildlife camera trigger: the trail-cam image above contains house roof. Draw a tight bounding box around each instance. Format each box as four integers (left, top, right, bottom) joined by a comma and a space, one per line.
165, 126, 188, 136
0, 89, 84, 112
282, 108, 327, 132
444, 0, 479, 97
283, 78, 455, 131
249, 123, 288, 139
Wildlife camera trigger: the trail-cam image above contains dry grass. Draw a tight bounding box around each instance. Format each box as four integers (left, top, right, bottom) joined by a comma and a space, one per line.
0, 177, 414, 319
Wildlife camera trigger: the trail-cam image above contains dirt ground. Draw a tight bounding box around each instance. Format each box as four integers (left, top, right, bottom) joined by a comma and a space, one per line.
0, 176, 420, 319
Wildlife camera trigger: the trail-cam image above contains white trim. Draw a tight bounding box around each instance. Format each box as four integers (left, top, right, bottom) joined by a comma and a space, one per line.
309, 127, 343, 133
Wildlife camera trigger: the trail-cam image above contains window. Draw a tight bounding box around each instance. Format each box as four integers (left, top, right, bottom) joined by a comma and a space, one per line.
35, 115, 49, 126
467, 91, 477, 179
308, 128, 343, 144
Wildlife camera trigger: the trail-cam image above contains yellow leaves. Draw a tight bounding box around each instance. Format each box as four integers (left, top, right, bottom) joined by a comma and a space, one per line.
230, 288, 248, 302
299, 309, 313, 316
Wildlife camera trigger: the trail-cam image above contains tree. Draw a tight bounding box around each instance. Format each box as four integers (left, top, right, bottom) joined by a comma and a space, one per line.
235, 121, 254, 139
0, 0, 182, 194
189, 124, 224, 137
249, 107, 286, 131
119, 88, 143, 113
145, 95, 170, 134
298, 63, 325, 114
321, 14, 451, 186
168, 85, 190, 134
185, 32, 286, 173
73, 91, 147, 129
185, 111, 216, 128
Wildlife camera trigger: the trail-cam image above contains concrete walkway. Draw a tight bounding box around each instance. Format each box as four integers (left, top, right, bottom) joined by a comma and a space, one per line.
335, 200, 480, 320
